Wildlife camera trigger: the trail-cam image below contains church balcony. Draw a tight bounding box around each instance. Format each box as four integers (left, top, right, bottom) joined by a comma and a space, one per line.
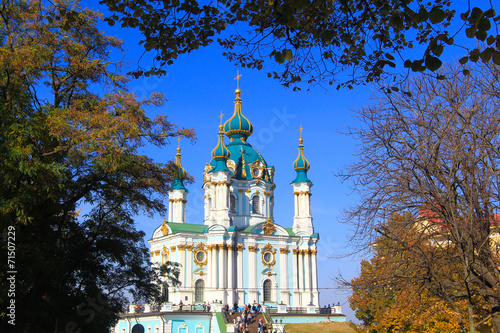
122, 303, 211, 315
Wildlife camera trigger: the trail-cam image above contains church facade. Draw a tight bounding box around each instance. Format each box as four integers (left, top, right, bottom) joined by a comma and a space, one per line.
149, 83, 320, 308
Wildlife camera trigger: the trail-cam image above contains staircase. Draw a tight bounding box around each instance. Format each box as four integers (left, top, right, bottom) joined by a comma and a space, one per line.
226, 311, 269, 333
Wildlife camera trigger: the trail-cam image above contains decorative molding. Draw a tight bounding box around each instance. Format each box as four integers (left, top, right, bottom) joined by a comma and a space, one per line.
292, 249, 299, 255
177, 244, 186, 250
280, 248, 289, 254
263, 218, 275, 235
186, 245, 194, 251
170, 246, 176, 252
311, 249, 317, 255
237, 245, 245, 252
261, 243, 276, 268
161, 219, 169, 236
248, 246, 258, 252
245, 189, 251, 193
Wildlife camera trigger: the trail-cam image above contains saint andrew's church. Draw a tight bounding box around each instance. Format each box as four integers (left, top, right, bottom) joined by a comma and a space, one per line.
150, 81, 319, 308
112, 77, 343, 333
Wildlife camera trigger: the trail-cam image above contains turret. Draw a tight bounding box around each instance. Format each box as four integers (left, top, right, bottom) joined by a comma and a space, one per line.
291, 126, 314, 235
204, 112, 232, 228
167, 138, 188, 223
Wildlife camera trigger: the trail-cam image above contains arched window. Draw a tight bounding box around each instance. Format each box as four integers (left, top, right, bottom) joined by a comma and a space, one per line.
230, 195, 237, 214
195, 279, 205, 303
263, 279, 272, 302
252, 195, 260, 214
162, 283, 169, 302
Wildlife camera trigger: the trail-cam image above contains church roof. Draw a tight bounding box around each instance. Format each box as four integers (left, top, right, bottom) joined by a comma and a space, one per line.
170, 139, 188, 191
209, 85, 273, 182
291, 128, 312, 184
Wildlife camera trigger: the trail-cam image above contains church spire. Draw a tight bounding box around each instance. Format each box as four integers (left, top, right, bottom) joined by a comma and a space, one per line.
168, 137, 188, 223
292, 125, 311, 184
172, 137, 187, 190
211, 111, 231, 172
224, 71, 254, 141
291, 125, 314, 235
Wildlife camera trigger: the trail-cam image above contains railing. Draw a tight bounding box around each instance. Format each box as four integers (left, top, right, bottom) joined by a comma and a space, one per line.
285, 307, 307, 315
123, 304, 211, 314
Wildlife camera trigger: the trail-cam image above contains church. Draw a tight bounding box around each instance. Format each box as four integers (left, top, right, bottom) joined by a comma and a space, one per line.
111, 77, 344, 333
150, 79, 319, 308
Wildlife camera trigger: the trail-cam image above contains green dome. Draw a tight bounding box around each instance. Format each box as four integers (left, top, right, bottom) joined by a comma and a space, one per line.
292, 137, 311, 184
210, 124, 231, 173
211, 125, 231, 160
224, 89, 253, 140
171, 145, 188, 191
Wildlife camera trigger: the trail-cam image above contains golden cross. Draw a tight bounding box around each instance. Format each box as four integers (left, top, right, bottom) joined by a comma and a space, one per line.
177, 136, 181, 148
234, 70, 242, 89
218, 110, 224, 125
298, 124, 304, 138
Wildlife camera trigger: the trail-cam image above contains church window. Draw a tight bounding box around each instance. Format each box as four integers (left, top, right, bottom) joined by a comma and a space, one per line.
195, 279, 205, 303
252, 195, 260, 214
230, 195, 237, 214
263, 279, 272, 302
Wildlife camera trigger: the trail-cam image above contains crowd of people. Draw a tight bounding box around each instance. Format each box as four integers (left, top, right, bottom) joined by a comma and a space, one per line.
225, 302, 271, 333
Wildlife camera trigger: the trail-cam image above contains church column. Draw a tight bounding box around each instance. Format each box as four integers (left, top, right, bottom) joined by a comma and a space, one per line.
237, 245, 244, 292
177, 245, 186, 290
186, 245, 193, 290
249, 246, 258, 302
280, 248, 289, 302
304, 250, 311, 302
292, 249, 299, 307
218, 244, 226, 290
211, 245, 218, 289
207, 245, 213, 289
311, 249, 318, 305
298, 250, 304, 291
238, 189, 244, 215
227, 245, 235, 304
168, 199, 174, 221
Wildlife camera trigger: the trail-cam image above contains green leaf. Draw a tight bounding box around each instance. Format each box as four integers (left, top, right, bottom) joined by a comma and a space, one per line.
429, 7, 446, 24
274, 51, 285, 64
283, 49, 293, 61
480, 48, 492, 62
459, 56, 469, 65
466, 27, 476, 38
493, 50, 500, 65
425, 55, 442, 71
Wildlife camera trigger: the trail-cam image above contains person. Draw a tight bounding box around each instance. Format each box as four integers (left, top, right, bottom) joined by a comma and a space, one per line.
179, 300, 183, 312
207, 302, 211, 312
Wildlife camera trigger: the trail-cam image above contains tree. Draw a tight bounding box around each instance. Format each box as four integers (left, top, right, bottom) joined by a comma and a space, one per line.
348, 213, 486, 333
339, 62, 500, 332
98, 0, 500, 89
0, 0, 192, 331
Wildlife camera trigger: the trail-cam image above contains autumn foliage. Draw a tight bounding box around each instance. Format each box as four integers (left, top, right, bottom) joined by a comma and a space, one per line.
0, 0, 191, 331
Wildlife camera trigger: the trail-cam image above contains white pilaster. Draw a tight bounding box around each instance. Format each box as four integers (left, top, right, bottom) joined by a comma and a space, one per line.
237, 245, 244, 290
178, 245, 186, 289
218, 244, 226, 290
227, 245, 234, 304
280, 248, 289, 302
298, 250, 304, 291
211, 245, 217, 290
186, 245, 193, 289
249, 246, 258, 301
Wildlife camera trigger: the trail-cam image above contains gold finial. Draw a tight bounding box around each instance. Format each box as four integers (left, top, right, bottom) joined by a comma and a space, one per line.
218, 110, 224, 126
234, 71, 242, 90
177, 137, 181, 153
298, 125, 304, 144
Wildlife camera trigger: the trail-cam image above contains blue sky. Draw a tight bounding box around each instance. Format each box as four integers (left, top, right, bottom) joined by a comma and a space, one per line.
83, 0, 490, 321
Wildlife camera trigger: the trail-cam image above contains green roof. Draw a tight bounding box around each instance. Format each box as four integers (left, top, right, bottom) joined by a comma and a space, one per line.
167, 222, 207, 234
